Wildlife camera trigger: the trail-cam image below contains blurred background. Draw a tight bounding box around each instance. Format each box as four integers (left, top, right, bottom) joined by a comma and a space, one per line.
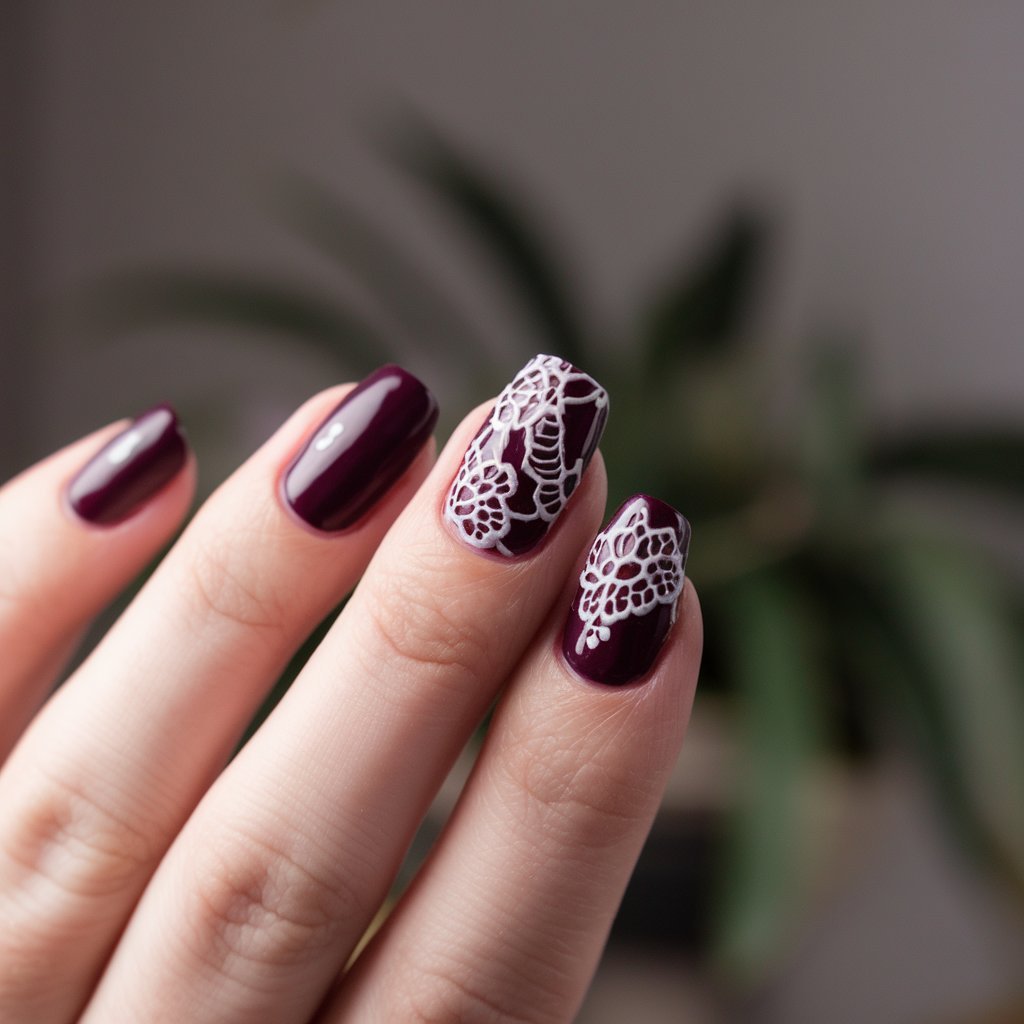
3, 4, 1024, 1021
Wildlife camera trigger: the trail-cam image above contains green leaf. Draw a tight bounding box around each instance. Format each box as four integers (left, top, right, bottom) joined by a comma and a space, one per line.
713, 571, 823, 980
76, 268, 392, 375
799, 340, 866, 530
641, 208, 766, 370
385, 118, 588, 365
870, 429, 1024, 503
812, 554, 984, 841
273, 174, 496, 379
876, 535, 1024, 889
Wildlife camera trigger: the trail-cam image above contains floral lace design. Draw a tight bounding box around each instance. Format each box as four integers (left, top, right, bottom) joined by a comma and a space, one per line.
447, 460, 516, 549
574, 499, 685, 655
446, 355, 608, 557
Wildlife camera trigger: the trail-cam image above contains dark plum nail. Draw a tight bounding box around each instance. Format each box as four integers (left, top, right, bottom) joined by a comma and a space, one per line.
67, 404, 188, 526
283, 365, 438, 532
445, 354, 609, 557
563, 495, 690, 686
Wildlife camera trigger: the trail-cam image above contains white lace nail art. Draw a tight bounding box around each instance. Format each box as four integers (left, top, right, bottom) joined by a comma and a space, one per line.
574, 497, 686, 656
445, 355, 609, 557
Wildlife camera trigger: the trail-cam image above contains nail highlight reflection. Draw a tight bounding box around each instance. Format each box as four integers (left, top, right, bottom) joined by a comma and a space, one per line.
283, 365, 438, 532
68, 404, 188, 525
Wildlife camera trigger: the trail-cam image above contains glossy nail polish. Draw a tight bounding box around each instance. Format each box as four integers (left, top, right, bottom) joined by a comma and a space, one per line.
284, 365, 438, 532
445, 354, 609, 557
563, 495, 690, 686
67, 404, 188, 525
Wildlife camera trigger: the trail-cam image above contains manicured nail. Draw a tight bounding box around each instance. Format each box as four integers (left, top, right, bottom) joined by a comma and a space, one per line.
67, 404, 188, 525
284, 365, 439, 532
445, 354, 609, 557
563, 494, 690, 686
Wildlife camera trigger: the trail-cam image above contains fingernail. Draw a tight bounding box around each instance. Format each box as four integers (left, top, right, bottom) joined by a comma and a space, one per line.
445, 354, 609, 557
67, 404, 188, 525
563, 494, 690, 686
284, 365, 439, 532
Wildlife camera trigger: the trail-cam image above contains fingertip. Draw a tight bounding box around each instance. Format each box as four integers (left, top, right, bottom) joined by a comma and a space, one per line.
63, 405, 194, 530
439, 356, 608, 560
679, 578, 704, 663
427, 401, 609, 569
278, 368, 438, 535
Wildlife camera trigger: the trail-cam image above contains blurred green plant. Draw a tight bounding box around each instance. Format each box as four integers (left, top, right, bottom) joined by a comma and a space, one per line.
80, 120, 1024, 981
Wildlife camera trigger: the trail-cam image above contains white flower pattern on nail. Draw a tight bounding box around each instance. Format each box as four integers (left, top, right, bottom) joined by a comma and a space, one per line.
574, 498, 685, 656
446, 355, 608, 557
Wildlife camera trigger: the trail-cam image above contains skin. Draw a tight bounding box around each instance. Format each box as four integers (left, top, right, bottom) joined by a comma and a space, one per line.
0, 383, 703, 1024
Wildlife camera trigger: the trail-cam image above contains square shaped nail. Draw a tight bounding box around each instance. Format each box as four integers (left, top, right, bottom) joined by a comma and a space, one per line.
445, 354, 609, 557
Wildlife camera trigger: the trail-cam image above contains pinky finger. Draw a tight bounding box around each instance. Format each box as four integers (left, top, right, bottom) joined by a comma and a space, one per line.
326, 496, 702, 1024
0, 405, 194, 758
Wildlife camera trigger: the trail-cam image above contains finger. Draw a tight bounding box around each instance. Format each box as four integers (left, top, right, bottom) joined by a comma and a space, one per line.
0, 406, 194, 759
82, 355, 610, 1024
0, 367, 437, 1024
326, 497, 701, 1024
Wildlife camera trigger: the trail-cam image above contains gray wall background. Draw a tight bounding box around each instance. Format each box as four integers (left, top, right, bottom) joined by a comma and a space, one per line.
8, 3, 1024, 462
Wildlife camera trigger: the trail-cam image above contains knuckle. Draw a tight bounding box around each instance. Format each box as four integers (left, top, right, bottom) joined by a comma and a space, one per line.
361, 555, 488, 682
0, 768, 160, 1011
181, 517, 284, 636
400, 960, 540, 1024
497, 721, 648, 851
1, 767, 157, 901
182, 825, 357, 972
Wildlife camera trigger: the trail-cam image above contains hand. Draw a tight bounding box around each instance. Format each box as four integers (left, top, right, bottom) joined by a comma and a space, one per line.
0, 356, 701, 1023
